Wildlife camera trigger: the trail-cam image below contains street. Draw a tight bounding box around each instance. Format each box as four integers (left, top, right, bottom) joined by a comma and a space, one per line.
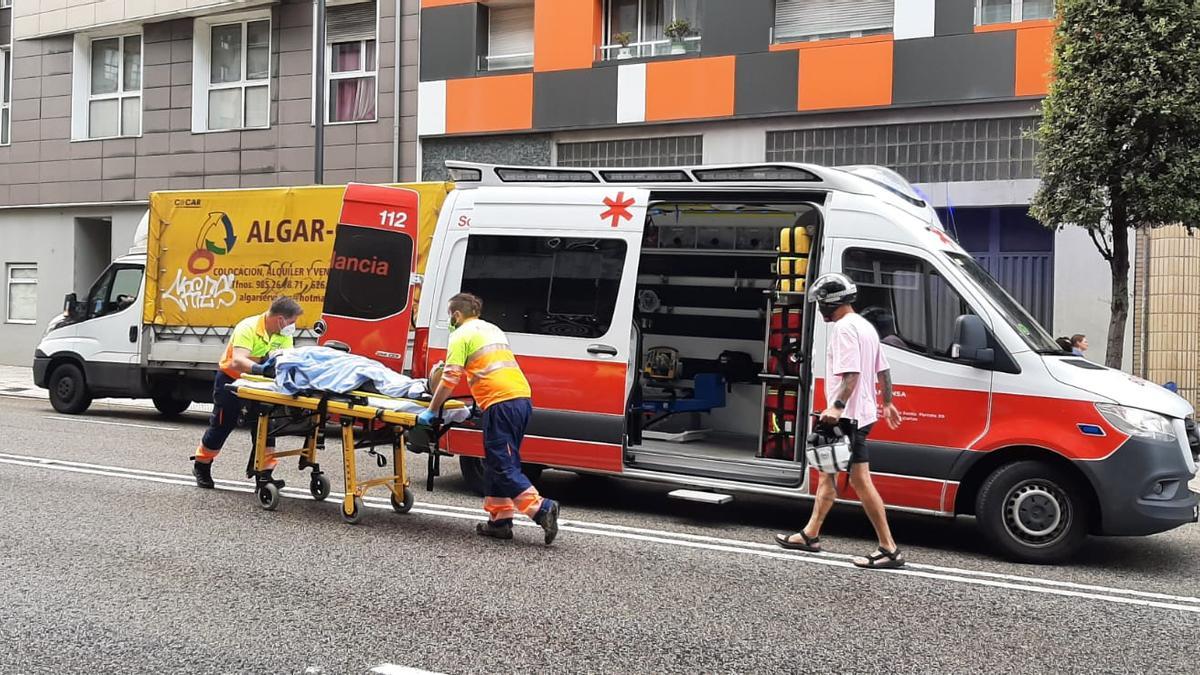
1, 393, 1198, 673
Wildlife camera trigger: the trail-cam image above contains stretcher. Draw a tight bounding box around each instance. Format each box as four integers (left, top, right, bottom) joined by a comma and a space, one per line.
227, 375, 472, 524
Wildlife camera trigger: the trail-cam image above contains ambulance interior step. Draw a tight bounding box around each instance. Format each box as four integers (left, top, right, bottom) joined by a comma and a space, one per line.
668, 489, 733, 505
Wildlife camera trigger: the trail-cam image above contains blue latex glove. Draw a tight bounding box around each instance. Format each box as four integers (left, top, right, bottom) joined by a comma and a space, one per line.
417, 409, 437, 427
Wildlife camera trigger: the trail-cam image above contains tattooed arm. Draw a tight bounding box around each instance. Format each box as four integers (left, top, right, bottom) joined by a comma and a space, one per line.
880, 368, 902, 429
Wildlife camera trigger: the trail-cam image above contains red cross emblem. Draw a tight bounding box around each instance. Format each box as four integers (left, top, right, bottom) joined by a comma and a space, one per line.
601, 192, 635, 228
929, 227, 955, 247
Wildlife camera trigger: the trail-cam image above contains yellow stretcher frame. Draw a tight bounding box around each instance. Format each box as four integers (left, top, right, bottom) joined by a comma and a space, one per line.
229, 375, 467, 524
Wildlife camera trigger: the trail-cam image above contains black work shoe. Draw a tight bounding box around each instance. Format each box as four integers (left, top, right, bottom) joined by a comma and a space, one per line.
192, 460, 215, 489
476, 521, 514, 540
534, 500, 560, 545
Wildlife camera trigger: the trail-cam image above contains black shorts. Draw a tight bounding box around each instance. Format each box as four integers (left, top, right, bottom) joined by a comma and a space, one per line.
849, 423, 874, 465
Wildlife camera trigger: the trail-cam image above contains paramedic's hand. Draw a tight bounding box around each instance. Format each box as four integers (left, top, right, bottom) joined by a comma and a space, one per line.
883, 403, 902, 430
819, 406, 843, 426
417, 409, 437, 427
250, 363, 266, 376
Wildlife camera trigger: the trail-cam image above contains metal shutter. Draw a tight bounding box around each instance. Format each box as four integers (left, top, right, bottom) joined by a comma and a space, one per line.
774, 0, 893, 40
327, 1, 377, 44
488, 5, 535, 56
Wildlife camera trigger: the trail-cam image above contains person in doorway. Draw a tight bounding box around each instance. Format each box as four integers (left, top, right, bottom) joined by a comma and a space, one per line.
191, 296, 303, 489
774, 273, 906, 569
419, 293, 560, 545
1071, 334, 1088, 357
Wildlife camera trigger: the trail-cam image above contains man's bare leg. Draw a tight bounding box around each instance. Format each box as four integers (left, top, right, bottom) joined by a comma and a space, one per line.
848, 462, 897, 552
781, 471, 836, 547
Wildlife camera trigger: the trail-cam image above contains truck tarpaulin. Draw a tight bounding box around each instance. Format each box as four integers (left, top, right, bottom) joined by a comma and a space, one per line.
144, 183, 450, 328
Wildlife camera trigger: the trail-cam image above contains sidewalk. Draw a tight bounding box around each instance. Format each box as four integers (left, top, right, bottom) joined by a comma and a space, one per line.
0, 364, 211, 413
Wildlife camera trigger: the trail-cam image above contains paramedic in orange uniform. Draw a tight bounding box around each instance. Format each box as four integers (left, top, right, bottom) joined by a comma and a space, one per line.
191, 297, 303, 489
420, 293, 561, 545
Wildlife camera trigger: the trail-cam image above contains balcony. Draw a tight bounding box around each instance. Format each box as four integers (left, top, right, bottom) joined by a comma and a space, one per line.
598, 36, 701, 62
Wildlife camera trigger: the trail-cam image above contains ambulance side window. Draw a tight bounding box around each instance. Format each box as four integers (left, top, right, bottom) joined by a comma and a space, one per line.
460, 235, 627, 340
843, 248, 973, 359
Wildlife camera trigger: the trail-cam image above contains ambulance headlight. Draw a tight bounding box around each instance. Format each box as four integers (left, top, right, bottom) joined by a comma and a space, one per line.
1096, 403, 1176, 442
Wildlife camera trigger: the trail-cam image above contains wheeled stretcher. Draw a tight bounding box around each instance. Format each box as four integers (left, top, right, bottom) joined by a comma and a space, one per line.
227, 375, 472, 524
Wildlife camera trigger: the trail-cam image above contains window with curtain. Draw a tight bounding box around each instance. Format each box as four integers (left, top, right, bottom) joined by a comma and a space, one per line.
86, 35, 141, 138
201, 18, 270, 131
774, 0, 892, 42
6, 263, 37, 324
0, 48, 10, 146
486, 4, 534, 70
326, 1, 377, 123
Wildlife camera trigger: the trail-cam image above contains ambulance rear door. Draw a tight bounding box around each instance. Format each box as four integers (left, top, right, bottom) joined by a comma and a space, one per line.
431, 185, 649, 473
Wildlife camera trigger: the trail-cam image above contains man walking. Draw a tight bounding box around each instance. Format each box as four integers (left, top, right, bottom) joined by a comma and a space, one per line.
191, 296, 302, 489
420, 293, 560, 545
774, 273, 905, 569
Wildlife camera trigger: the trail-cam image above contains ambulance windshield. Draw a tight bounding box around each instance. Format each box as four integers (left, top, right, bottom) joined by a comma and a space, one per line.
945, 252, 1060, 353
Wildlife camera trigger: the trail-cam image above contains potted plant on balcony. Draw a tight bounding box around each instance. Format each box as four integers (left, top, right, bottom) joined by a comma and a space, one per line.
665, 18, 692, 54
614, 32, 633, 59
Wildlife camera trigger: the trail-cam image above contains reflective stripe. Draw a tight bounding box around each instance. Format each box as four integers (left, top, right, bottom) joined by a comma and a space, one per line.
466, 342, 512, 366
467, 360, 521, 385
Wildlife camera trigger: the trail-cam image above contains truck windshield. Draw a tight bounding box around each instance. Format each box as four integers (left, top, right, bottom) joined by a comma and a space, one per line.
944, 252, 1061, 353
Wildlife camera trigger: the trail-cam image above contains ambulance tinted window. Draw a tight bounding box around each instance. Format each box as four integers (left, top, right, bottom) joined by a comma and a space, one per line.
462, 235, 627, 339
323, 224, 414, 320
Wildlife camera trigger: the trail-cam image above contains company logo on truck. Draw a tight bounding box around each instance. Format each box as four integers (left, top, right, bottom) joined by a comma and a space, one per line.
187, 212, 238, 274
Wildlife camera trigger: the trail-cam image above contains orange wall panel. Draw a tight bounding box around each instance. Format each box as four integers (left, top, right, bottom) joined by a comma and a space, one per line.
421, 0, 478, 7
445, 74, 534, 134
1015, 25, 1055, 97
644, 56, 736, 122
535, 0, 601, 72
797, 39, 893, 111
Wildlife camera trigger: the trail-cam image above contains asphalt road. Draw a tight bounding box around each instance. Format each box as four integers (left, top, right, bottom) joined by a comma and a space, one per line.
1, 394, 1198, 674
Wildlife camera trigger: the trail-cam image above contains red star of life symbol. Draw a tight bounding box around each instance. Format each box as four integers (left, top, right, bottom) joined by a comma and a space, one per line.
929, 226, 955, 247
600, 192, 635, 228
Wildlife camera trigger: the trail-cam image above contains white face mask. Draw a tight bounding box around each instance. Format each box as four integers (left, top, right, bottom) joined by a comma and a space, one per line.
279, 322, 298, 338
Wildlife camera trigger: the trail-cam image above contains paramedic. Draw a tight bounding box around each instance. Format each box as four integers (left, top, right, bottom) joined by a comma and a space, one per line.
419, 293, 561, 545
191, 296, 303, 489
774, 273, 906, 569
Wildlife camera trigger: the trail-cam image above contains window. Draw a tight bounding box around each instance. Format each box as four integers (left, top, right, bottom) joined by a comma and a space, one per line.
977, 0, 1055, 25
6, 263, 37, 324
325, 1, 377, 123
84, 265, 143, 319
461, 235, 628, 339
84, 35, 141, 139
601, 0, 700, 60
194, 15, 270, 132
484, 4, 534, 71
0, 0, 11, 9
945, 252, 1060, 353
557, 135, 703, 167
843, 249, 974, 358
0, 47, 10, 146
774, 0, 892, 43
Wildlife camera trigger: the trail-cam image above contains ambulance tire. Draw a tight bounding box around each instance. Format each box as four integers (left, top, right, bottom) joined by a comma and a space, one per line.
49, 363, 92, 415
522, 463, 544, 483
152, 393, 191, 418
459, 456, 486, 496
976, 460, 1090, 564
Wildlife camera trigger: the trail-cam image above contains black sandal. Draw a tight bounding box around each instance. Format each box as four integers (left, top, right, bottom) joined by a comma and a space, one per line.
774, 531, 821, 552
853, 546, 905, 569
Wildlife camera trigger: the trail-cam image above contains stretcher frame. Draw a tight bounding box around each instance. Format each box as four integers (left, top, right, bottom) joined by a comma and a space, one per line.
229, 376, 466, 524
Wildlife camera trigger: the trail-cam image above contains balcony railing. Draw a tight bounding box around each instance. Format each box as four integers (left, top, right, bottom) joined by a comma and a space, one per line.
480, 51, 535, 71
598, 35, 701, 61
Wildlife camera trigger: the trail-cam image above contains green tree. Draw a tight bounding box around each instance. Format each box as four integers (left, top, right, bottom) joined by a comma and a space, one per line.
1030, 0, 1200, 369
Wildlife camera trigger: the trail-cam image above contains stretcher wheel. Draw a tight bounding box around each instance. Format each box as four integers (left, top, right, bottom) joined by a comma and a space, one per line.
257, 482, 281, 511
390, 487, 415, 514
310, 474, 331, 502
343, 496, 364, 525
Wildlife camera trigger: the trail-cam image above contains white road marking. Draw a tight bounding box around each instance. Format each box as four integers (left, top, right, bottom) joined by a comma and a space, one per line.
1, 451, 1198, 615
370, 664, 446, 675
42, 415, 180, 431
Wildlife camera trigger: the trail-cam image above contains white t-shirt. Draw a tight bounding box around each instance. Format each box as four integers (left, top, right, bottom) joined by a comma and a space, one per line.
825, 312, 890, 427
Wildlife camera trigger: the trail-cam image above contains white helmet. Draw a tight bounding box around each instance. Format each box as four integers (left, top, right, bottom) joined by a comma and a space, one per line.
807, 273, 858, 307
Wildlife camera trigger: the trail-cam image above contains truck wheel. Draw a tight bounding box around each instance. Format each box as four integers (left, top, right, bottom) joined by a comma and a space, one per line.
152, 394, 191, 418
49, 363, 92, 415
976, 460, 1091, 564
459, 456, 486, 496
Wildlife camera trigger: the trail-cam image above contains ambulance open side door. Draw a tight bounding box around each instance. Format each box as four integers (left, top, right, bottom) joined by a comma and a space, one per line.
431, 185, 650, 475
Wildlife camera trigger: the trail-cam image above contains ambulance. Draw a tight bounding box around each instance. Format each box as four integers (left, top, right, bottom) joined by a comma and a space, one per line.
319, 162, 1200, 563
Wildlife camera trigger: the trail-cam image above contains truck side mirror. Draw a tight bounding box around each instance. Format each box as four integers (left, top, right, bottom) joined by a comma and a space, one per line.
63, 293, 79, 319
951, 314, 994, 367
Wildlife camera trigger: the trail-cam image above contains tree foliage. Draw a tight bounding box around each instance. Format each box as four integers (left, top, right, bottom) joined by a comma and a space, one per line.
1031, 0, 1200, 368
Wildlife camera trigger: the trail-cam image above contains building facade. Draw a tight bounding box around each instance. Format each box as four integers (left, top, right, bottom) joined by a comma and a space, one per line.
0, 0, 420, 365
415, 0, 1133, 368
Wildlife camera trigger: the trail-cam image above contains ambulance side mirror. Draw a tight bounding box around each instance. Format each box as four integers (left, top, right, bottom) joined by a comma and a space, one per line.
951, 314, 994, 367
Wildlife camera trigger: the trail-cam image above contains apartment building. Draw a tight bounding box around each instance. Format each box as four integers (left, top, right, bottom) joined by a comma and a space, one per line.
0, 0, 419, 365
415, 0, 1138, 369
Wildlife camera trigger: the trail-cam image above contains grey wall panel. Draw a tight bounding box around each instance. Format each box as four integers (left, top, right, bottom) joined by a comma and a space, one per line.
532, 68, 618, 129
735, 50, 798, 116
1, 9, 11, 47
893, 32, 1016, 104
422, 133, 552, 180
419, 4, 481, 81
701, 0, 773, 56
935, 0, 976, 36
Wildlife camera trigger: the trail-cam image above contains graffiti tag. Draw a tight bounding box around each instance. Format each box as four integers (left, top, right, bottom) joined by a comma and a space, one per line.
163, 269, 238, 312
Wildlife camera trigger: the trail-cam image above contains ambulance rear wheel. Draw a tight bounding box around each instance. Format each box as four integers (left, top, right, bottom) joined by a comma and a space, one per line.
310, 474, 331, 501
459, 456, 486, 496
391, 487, 415, 514
257, 482, 281, 511
976, 460, 1090, 564
343, 496, 364, 524
49, 363, 92, 415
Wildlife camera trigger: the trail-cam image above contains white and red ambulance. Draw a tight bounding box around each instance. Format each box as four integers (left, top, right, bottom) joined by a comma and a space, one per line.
318, 163, 1199, 563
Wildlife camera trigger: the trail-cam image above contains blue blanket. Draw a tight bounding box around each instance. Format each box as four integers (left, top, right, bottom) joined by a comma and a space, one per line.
270, 346, 426, 398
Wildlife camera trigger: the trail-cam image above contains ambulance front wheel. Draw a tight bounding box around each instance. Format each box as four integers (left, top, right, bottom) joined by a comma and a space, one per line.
976, 460, 1091, 564
343, 496, 364, 524
257, 482, 281, 511
391, 487, 414, 514
310, 473, 331, 501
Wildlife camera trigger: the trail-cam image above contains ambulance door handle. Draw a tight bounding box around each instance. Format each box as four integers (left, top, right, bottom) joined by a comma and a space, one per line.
587, 344, 618, 358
